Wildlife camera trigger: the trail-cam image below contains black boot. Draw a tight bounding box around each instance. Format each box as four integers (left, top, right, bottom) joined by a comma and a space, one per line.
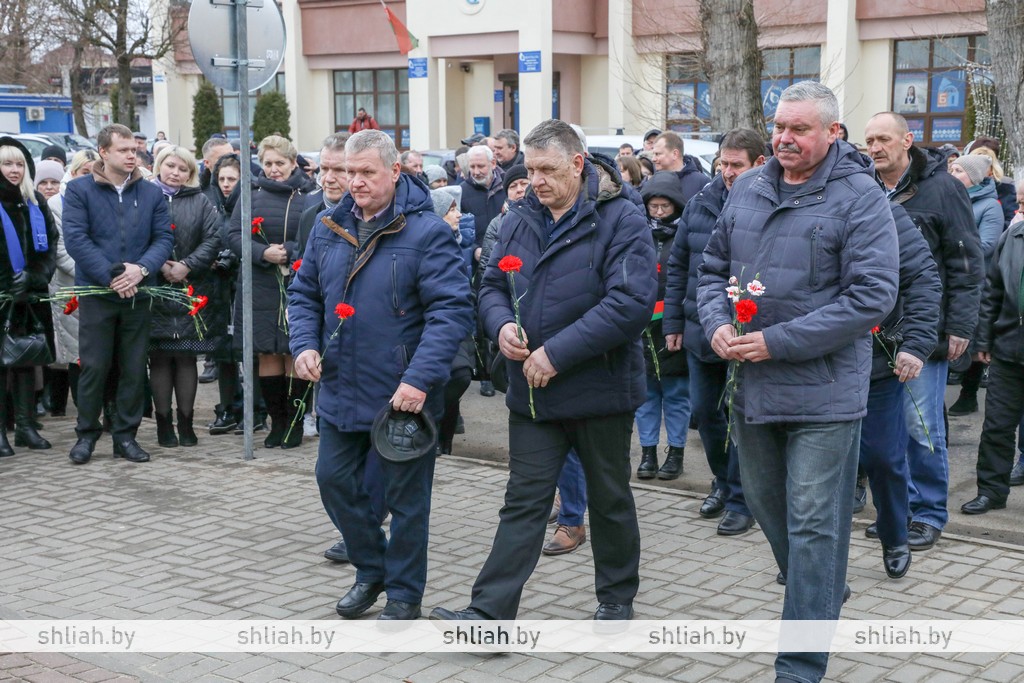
636, 446, 658, 479
177, 409, 198, 447
0, 381, 13, 457
260, 376, 288, 448
155, 412, 178, 447
209, 404, 238, 435
281, 378, 309, 449
657, 446, 684, 480
13, 371, 50, 450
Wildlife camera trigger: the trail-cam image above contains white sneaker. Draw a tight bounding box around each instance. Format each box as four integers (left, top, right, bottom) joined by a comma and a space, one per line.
303, 413, 319, 437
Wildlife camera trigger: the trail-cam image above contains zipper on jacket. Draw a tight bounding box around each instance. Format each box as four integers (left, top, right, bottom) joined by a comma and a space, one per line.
809, 226, 821, 287
823, 354, 836, 383
958, 240, 969, 275
391, 254, 399, 311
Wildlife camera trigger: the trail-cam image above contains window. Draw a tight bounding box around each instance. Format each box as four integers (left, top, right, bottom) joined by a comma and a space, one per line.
665, 46, 821, 133
333, 68, 410, 149
220, 73, 286, 137
891, 35, 990, 146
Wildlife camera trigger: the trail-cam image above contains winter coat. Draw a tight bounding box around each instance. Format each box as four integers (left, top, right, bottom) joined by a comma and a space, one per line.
975, 220, 1024, 364
870, 203, 941, 381
966, 178, 1004, 271
149, 185, 222, 343
497, 150, 525, 173
288, 173, 474, 431
0, 141, 58, 356
459, 171, 506, 245
697, 140, 899, 424
663, 173, 728, 364
885, 145, 983, 358
227, 169, 320, 354
480, 210, 506, 270
47, 193, 79, 364
479, 155, 657, 421
62, 162, 174, 300
670, 154, 710, 205
995, 179, 1019, 229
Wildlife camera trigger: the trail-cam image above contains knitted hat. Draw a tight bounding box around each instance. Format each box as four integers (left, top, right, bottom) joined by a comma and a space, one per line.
40, 144, 67, 166
502, 164, 528, 193
34, 159, 64, 186
430, 187, 459, 218
424, 164, 447, 185
952, 154, 990, 186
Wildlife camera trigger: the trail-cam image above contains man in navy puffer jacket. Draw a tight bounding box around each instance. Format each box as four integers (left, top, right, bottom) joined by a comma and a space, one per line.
431, 119, 657, 623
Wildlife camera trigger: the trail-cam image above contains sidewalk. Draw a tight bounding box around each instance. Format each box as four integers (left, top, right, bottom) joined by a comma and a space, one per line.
3, 415, 1024, 682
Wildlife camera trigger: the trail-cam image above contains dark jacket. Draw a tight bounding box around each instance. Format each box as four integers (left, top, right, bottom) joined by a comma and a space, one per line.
63, 162, 174, 297
995, 178, 1019, 229
966, 178, 1003, 270
664, 173, 728, 363
150, 185, 222, 342
297, 197, 328, 259
459, 171, 506, 246
697, 140, 899, 423
672, 154, 710, 205
975, 221, 1024, 364
479, 156, 657, 420
871, 203, 941, 381
227, 169, 320, 353
497, 150, 524, 173
885, 145, 983, 358
288, 173, 474, 431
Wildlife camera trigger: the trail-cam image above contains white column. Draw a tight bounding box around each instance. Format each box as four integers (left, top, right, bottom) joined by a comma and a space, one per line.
516, 0, 553, 136
607, 0, 637, 134
823, 0, 860, 126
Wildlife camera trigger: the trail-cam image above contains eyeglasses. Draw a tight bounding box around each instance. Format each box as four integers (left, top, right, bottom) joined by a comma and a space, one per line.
647, 201, 674, 214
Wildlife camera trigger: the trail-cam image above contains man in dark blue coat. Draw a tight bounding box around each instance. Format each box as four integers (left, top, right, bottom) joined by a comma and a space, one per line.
430, 119, 657, 623
664, 128, 765, 536
62, 123, 174, 465
289, 130, 473, 622
698, 83, 899, 683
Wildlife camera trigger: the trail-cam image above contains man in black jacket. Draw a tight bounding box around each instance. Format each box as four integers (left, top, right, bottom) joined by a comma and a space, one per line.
493, 129, 524, 172
864, 112, 983, 550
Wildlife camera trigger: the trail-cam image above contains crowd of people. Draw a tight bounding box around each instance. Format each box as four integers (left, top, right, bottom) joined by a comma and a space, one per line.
1, 80, 1022, 683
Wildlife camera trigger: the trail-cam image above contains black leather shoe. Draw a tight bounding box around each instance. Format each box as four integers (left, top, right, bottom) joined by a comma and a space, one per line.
0, 430, 13, 458
776, 572, 786, 586
699, 482, 725, 518
429, 606, 490, 621
636, 446, 658, 479
656, 446, 684, 480
198, 359, 218, 384
960, 494, 1006, 515
479, 381, 495, 397
1011, 458, 1024, 487
882, 544, 912, 579
717, 510, 755, 536
594, 603, 633, 620
865, 522, 878, 539
113, 439, 150, 463
69, 438, 96, 464
209, 408, 238, 435
14, 426, 51, 450
335, 582, 385, 618
852, 476, 867, 514
948, 394, 978, 416
907, 521, 941, 551
378, 600, 421, 620
324, 540, 349, 563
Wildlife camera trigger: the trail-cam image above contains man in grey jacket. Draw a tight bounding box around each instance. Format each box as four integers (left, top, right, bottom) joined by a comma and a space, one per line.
698, 82, 899, 683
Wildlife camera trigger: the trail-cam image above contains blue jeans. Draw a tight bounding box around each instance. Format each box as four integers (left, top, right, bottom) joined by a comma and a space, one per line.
687, 352, 750, 515
634, 374, 690, 447
903, 359, 948, 529
733, 416, 861, 683
858, 376, 909, 547
557, 450, 588, 526
316, 419, 437, 604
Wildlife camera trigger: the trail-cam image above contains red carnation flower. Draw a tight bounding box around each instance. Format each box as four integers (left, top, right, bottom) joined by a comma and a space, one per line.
251, 216, 264, 234
335, 303, 355, 319
170, 223, 176, 231
187, 284, 194, 296
657, 263, 661, 274
292, 259, 302, 272
498, 255, 523, 273
871, 326, 880, 335
735, 299, 758, 325
63, 296, 79, 315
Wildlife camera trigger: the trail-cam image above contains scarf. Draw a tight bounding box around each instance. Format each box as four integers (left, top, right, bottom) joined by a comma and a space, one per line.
1, 201, 47, 274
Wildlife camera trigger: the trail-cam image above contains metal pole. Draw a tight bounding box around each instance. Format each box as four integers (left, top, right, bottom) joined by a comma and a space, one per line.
236, 0, 254, 460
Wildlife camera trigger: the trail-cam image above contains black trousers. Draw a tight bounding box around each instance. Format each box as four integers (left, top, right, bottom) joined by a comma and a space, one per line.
76, 296, 153, 442
976, 358, 1024, 503
470, 411, 640, 619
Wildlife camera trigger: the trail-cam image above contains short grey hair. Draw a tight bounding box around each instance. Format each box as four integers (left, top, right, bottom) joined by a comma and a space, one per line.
569, 123, 587, 151
202, 137, 231, 157
400, 150, 422, 164
523, 119, 585, 160
494, 128, 520, 150
467, 145, 493, 162
345, 130, 398, 167
321, 132, 349, 153
778, 81, 840, 129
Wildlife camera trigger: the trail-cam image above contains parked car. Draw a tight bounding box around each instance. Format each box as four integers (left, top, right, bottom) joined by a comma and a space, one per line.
39, 132, 96, 152
587, 134, 719, 176
12, 133, 57, 164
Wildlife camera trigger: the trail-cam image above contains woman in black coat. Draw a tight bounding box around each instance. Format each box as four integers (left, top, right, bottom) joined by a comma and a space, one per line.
0, 137, 58, 456
148, 146, 220, 448
227, 136, 318, 448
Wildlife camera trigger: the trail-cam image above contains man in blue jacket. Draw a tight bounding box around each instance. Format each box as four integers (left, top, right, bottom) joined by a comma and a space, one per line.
62, 124, 174, 465
698, 83, 899, 683
430, 118, 657, 623
289, 130, 473, 622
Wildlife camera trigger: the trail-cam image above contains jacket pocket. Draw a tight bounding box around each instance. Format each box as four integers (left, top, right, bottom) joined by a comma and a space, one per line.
391, 255, 400, 312
809, 226, 821, 288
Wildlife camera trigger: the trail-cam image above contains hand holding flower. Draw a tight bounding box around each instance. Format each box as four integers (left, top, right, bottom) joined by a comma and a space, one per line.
523, 346, 557, 388
294, 349, 323, 382
729, 330, 771, 362
498, 321, 530, 361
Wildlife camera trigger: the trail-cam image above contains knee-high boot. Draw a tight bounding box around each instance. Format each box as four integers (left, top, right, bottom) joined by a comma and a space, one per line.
13, 370, 50, 450
0, 373, 13, 457
281, 377, 309, 450
259, 375, 288, 448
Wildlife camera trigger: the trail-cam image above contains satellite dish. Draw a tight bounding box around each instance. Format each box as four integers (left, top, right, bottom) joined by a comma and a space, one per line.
188, 0, 286, 93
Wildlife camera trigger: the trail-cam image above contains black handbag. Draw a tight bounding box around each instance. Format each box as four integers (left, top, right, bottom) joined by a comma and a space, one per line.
1, 304, 53, 368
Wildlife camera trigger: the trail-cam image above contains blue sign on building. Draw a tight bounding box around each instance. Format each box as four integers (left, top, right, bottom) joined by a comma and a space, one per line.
408, 58, 428, 79
494, 89, 504, 103
518, 51, 542, 74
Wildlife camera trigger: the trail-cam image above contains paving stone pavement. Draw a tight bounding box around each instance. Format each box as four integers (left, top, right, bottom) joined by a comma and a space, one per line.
3, 412, 1024, 682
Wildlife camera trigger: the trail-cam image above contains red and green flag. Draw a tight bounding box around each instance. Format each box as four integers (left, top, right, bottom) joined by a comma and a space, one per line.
381, 1, 419, 55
